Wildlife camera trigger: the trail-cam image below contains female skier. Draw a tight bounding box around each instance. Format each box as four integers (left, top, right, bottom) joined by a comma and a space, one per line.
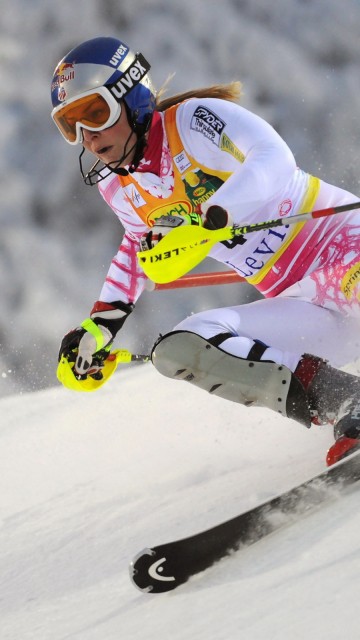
51, 36, 360, 466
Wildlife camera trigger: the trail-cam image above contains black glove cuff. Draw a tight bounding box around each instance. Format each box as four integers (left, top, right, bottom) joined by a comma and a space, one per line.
110, 300, 135, 314
91, 300, 134, 338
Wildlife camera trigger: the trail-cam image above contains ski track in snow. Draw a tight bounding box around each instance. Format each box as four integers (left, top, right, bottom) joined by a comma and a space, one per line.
1, 364, 360, 639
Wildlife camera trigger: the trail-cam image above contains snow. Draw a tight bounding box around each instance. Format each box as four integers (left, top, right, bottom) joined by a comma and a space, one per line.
1, 364, 360, 640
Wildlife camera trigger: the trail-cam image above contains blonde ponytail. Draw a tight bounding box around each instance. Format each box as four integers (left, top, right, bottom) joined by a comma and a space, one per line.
155, 80, 242, 112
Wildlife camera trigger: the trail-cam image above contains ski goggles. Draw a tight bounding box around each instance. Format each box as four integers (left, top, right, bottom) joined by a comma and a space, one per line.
51, 86, 121, 145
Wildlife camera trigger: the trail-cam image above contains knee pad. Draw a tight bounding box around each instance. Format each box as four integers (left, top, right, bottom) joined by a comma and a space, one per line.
151, 330, 310, 424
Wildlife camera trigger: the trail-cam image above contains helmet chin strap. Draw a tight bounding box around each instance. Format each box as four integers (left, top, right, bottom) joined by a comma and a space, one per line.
128, 134, 148, 174
79, 130, 138, 184
121, 103, 151, 173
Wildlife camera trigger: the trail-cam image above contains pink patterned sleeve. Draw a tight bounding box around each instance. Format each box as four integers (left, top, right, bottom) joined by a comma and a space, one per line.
98, 232, 148, 305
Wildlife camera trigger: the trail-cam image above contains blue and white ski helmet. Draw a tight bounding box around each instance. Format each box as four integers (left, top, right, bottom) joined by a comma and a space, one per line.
51, 36, 156, 133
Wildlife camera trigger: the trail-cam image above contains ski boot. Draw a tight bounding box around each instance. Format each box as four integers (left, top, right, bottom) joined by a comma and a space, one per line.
295, 356, 360, 466
326, 401, 360, 466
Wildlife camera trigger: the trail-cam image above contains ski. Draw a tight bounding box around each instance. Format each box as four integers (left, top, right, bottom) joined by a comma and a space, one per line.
130, 450, 360, 593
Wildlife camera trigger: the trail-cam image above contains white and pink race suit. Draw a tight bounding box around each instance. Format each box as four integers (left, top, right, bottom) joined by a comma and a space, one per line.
96, 98, 360, 370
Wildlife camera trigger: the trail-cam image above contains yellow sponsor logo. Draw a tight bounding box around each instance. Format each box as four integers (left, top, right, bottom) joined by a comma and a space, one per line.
148, 200, 192, 225
220, 133, 245, 163
341, 261, 360, 300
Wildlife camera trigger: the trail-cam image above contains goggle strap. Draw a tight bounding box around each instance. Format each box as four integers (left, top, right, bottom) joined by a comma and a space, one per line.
108, 53, 151, 103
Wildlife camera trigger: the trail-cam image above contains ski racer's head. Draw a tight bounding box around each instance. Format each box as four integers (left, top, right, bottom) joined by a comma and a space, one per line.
51, 36, 156, 184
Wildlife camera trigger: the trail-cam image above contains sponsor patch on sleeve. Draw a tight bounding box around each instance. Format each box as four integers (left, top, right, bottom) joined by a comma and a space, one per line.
220, 133, 245, 163
190, 105, 226, 146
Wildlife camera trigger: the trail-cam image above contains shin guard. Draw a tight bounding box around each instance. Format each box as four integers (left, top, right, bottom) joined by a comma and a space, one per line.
151, 331, 311, 425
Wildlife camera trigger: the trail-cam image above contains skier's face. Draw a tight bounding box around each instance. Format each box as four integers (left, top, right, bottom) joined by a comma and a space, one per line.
82, 105, 136, 166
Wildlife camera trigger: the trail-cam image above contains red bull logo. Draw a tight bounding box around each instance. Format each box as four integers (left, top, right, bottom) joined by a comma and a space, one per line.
51, 62, 75, 92
54, 61, 74, 76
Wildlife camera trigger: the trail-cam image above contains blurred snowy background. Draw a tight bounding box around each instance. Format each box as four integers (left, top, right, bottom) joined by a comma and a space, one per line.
1, 0, 360, 397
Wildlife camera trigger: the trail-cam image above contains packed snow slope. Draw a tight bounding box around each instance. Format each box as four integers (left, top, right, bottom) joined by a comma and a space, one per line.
1, 362, 360, 640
